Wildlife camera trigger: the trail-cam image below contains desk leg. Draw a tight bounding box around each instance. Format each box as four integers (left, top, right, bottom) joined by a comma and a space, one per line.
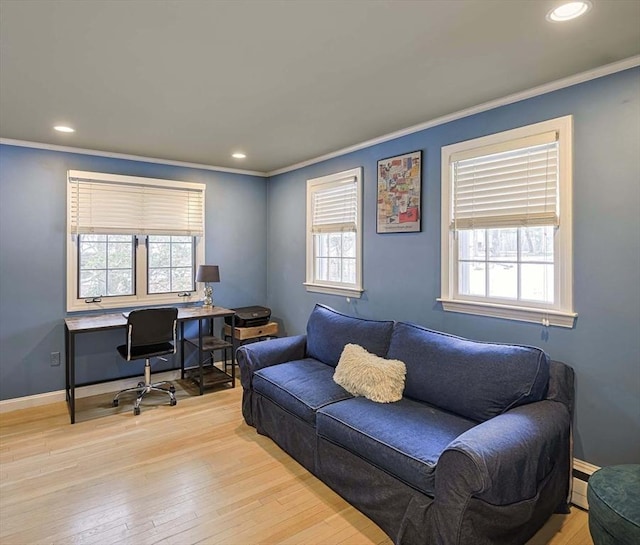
180, 321, 185, 380
198, 318, 204, 395
231, 314, 236, 388
65, 326, 76, 424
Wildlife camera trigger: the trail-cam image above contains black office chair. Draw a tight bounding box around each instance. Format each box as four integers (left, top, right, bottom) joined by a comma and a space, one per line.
112, 307, 179, 415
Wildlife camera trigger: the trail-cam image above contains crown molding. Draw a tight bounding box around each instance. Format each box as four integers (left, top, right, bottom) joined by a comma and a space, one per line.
0, 138, 268, 177
267, 55, 640, 177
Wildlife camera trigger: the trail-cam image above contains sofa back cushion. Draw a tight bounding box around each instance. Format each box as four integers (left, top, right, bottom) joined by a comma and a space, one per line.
387, 322, 550, 422
306, 304, 394, 367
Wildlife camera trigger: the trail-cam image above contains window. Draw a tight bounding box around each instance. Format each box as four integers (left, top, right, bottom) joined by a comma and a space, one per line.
440, 116, 576, 327
305, 167, 363, 298
78, 234, 135, 298
147, 235, 195, 294
67, 171, 205, 311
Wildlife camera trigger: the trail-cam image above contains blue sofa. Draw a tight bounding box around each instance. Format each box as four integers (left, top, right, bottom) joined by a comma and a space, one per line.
237, 304, 574, 545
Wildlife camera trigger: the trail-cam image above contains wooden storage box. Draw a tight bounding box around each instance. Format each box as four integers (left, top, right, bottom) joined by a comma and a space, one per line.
224, 321, 278, 341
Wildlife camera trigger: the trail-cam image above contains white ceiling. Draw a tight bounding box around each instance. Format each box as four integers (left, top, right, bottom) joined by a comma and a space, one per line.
1, 0, 639, 174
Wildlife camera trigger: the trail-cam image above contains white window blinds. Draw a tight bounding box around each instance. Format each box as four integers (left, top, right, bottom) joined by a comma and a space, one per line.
68, 171, 205, 236
450, 131, 559, 230
311, 177, 358, 233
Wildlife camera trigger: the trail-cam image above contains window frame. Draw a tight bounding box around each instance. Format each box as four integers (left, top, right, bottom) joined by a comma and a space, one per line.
66, 171, 205, 312
439, 116, 577, 328
304, 167, 364, 298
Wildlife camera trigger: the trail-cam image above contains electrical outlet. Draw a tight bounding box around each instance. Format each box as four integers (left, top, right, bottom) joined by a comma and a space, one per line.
50, 351, 61, 366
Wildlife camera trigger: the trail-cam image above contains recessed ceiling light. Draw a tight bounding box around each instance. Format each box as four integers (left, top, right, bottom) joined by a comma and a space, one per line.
232, 152, 247, 159
54, 125, 75, 133
546, 1, 592, 22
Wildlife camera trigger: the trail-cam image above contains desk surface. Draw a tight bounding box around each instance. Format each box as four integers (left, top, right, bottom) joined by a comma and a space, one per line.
65, 305, 234, 332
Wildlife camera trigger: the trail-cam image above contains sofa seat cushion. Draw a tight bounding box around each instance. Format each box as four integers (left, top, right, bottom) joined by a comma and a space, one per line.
306, 304, 395, 367
253, 358, 353, 425
316, 396, 476, 496
388, 322, 550, 422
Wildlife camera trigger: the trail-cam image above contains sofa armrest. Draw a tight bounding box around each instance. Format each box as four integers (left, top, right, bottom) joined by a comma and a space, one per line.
443, 400, 571, 503
432, 400, 571, 544
237, 334, 307, 388
236, 334, 307, 425
547, 360, 575, 416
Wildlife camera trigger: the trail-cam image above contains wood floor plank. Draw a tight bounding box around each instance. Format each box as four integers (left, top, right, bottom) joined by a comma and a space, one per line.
0, 384, 592, 545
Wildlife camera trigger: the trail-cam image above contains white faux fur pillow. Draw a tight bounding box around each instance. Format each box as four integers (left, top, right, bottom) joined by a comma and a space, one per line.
334, 343, 406, 403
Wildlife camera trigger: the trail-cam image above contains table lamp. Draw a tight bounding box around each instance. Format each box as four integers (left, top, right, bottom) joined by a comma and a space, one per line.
196, 265, 220, 307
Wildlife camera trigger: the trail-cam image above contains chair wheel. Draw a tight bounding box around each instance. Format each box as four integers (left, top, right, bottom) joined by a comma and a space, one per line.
169, 385, 176, 393
170, 399, 177, 406
137, 382, 144, 388
112, 399, 119, 407
134, 407, 141, 416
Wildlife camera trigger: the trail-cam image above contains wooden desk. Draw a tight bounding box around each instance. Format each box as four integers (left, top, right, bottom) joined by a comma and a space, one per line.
64, 306, 236, 424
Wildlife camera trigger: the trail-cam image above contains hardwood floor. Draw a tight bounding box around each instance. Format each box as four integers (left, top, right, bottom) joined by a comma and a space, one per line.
0, 384, 592, 545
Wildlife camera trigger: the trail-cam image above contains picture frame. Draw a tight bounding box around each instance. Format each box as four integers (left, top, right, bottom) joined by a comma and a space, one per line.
376, 150, 422, 233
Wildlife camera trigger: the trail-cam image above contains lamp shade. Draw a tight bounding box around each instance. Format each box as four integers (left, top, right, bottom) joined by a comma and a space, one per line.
196, 265, 220, 283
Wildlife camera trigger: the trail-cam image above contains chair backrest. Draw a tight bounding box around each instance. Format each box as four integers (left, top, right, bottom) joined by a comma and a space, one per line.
126, 307, 178, 352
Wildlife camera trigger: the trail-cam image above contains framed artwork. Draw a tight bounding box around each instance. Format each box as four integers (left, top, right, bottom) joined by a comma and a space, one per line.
376, 150, 422, 233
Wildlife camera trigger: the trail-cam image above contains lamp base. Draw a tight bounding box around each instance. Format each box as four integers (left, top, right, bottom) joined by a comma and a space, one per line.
202, 285, 213, 307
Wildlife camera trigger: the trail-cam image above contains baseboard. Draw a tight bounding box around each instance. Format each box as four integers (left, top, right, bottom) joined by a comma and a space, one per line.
0, 390, 65, 413
572, 458, 600, 509
0, 370, 181, 414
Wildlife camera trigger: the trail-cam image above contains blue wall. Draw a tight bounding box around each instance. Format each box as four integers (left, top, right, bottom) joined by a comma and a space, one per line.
0, 146, 268, 396
266, 67, 640, 467
1, 68, 638, 468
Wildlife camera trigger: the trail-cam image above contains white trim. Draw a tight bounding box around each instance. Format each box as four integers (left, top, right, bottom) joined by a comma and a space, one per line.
572, 458, 600, 509
68, 169, 207, 191
574, 459, 600, 476
66, 170, 206, 312
438, 299, 577, 328
0, 370, 181, 414
303, 282, 364, 298
442, 117, 569, 159
306, 167, 363, 297
267, 55, 640, 176
0, 138, 267, 177
66, 233, 204, 312
572, 478, 589, 510
440, 116, 575, 327
0, 390, 64, 413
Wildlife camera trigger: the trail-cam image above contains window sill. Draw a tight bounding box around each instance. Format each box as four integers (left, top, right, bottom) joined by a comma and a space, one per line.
67, 293, 199, 313
303, 282, 364, 299
437, 298, 577, 328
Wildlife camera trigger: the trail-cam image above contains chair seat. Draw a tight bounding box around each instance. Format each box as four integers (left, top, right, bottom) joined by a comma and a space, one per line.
117, 342, 175, 361
588, 464, 640, 545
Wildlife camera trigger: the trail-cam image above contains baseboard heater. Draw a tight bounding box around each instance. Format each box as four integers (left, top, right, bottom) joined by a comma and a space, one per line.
572, 459, 600, 509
